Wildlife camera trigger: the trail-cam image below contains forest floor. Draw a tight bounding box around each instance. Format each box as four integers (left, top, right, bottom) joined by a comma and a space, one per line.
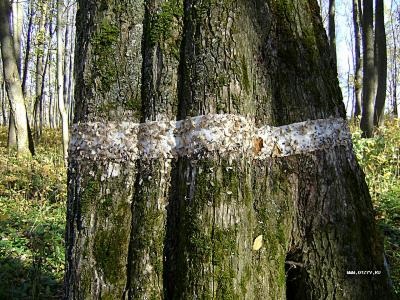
0, 119, 398, 299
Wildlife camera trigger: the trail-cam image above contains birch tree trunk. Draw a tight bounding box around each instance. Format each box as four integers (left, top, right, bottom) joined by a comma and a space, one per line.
0, 0, 30, 155
57, 0, 69, 166
66, 0, 394, 299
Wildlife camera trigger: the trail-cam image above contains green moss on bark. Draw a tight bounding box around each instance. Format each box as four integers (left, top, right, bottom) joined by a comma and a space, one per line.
148, 0, 183, 47
91, 19, 120, 91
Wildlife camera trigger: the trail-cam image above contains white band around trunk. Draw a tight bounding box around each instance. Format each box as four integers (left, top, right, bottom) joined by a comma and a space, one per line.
69, 114, 351, 163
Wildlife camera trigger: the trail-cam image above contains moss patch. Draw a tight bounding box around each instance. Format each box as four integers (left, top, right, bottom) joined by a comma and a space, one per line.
91, 19, 120, 91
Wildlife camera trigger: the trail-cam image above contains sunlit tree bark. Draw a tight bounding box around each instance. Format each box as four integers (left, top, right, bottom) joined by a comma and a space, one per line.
0, 0, 30, 155
57, 0, 69, 166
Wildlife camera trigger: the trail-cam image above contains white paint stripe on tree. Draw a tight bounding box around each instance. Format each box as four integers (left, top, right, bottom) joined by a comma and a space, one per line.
69, 114, 352, 163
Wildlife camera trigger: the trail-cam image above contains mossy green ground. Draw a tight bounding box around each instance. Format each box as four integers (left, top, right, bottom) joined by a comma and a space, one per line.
0, 127, 66, 299
0, 118, 398, 298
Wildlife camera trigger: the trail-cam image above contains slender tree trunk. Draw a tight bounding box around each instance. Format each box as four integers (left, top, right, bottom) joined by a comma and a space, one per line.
11, 0, 22, 74
7, 113, 16, 146
57, 0, 69, 166
68, 3, 76, 124
1, 77, 7, 126
34, 1, 48, 139
13, 0, 35, 155
390, 0, 398, 117
63, 7, 70, 119
7, 0, 22, 149
373, 0, 387, 126
21, 1, 34, 97
328, 0, 337, 71
67, 29, 75, 124
353, 0, 362, 118
66, 0, 394, 299
0, 0, 30, 155
38, 51, 50, 132
48, 50, 54, 129
361, 0, 376, 137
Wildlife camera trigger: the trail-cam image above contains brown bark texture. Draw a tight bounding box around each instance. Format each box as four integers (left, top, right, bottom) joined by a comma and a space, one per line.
65, 0, 394, 299
361, 0, 377, 137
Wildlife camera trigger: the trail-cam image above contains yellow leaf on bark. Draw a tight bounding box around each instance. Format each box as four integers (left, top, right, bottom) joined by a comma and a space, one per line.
252, 235, 263, 251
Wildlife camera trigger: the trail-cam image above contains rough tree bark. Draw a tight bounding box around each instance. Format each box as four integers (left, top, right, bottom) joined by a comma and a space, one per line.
66, 0, 394, 299
66, 1, 145, 298
352, 0, 362, 118
361, 0, 376, 137
373, 0, 387, 127
0, 0, 30, 155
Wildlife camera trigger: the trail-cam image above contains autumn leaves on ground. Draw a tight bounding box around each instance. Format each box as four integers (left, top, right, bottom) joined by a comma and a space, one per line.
0, 120, 399, 299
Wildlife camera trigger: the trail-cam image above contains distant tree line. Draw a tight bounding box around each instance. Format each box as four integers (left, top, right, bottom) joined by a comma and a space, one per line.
0, 0, 75, 161
325, 0, 398, 137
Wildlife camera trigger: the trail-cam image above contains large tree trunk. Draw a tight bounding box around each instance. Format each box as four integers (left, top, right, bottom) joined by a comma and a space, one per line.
373, 0, 387, 127
353, 0, 362, 118
66, 0, 394, 299
0, 0, 30, 155
361, 0, 377, 137
65, 1, 145, 297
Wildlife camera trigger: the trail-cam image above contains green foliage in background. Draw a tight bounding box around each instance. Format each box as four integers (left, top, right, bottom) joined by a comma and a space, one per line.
0, 127, 66, 299
351, 118, 400, 296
